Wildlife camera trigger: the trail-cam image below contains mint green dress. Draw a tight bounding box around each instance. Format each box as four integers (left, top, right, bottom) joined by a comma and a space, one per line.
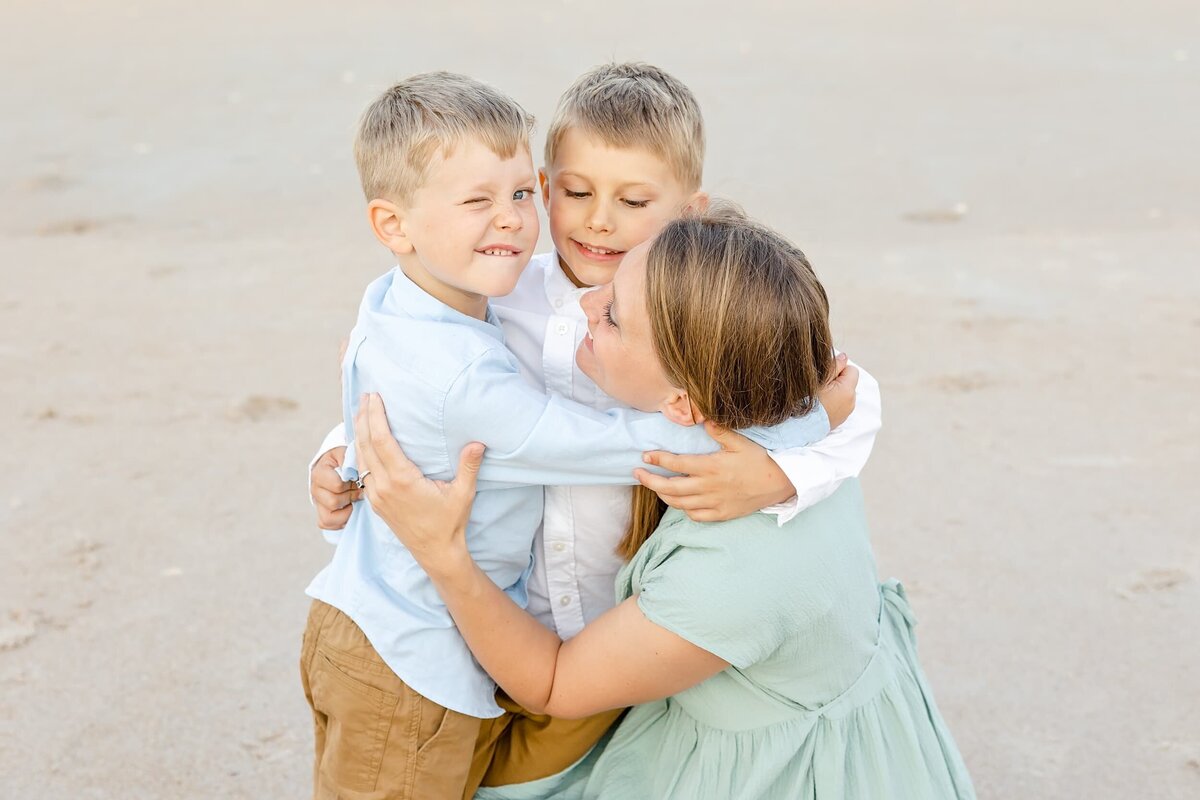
477, 481, 975, 799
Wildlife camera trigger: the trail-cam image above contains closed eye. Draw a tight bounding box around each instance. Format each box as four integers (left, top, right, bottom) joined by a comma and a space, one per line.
622, 198, 649, 208
564, 189, 591, 199
603, 299, 617, 328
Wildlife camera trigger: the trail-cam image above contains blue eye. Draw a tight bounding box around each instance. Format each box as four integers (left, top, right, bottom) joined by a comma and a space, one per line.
513, 189, 533, 201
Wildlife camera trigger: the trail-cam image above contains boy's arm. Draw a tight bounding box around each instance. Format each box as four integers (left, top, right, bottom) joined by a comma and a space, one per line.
765, 362, 881, 523
342, 350, 831, 490
635, 358, 880, 523
306, 337, 359, 535
309, 423, 356, 536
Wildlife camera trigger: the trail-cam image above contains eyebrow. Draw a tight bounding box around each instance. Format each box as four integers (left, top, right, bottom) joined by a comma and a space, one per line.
558, 172, 658, 192
464, 175, 537, 193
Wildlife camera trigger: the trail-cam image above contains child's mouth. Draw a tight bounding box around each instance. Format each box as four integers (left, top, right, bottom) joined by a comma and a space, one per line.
476, 245, 522, 257
572, 240, 624, 262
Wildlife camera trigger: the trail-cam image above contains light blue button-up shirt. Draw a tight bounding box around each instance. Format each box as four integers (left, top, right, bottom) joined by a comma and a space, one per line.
306, 267, 830, 717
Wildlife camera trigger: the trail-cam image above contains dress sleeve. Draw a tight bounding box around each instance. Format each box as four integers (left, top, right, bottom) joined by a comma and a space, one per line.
633, 519, 833, 669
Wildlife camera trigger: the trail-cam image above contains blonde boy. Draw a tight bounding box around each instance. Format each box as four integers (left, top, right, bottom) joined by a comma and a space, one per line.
310, 64, 881, 796
300, 72, 541, 800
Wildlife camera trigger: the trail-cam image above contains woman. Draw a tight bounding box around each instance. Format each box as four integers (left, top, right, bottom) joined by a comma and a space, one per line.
353, 208, 975, 799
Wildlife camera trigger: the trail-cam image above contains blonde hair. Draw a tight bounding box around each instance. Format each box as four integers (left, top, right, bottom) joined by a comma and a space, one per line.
355, 71, 534, 204
619, 204, 837, 560
544, 62, 705, 190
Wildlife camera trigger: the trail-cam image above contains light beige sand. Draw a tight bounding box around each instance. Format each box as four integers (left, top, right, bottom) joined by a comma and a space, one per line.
1, 1, 1197, 797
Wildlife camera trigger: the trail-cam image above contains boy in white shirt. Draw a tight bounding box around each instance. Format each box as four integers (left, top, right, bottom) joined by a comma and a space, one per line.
308, 63, 880, 797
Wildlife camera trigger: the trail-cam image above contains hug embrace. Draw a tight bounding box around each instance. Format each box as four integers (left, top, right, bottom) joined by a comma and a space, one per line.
301, 65, 976, 799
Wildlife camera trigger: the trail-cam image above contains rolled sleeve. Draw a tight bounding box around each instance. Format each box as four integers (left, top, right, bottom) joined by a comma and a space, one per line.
762, 362, 882, 525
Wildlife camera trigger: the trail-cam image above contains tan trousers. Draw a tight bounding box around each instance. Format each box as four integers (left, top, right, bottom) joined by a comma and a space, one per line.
300, 600, 479, 800
300, 600, 623, 800
465, 691, 624, 796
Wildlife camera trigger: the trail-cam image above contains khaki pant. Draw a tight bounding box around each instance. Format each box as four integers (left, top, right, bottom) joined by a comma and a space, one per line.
465, 691, 624, 795
300, 600, 479, 800
300, 600, 623, 800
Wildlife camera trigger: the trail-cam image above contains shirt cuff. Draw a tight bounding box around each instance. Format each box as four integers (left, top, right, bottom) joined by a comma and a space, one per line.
307, 423, 348, 507
760, 496, 802, 526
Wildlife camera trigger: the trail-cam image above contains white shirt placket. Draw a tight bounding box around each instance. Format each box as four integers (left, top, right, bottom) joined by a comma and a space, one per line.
541, 305, 588, 636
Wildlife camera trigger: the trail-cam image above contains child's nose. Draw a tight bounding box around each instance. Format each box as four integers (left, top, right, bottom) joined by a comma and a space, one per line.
586, 201, 612, 234
495, 202, 522, 230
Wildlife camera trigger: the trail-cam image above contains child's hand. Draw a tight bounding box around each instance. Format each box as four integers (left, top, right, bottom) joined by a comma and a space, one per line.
635, 421, 796, 523
311, 446, 360, 530
817, 353, 859, 430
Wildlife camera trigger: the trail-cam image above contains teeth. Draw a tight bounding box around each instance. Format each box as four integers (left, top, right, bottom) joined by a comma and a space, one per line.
580, 243, 620, 255
482, 249, 515, 256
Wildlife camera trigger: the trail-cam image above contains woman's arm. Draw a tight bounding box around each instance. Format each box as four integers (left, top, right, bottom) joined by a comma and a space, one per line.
354, 393, 729, 718
423, 557, 727, 719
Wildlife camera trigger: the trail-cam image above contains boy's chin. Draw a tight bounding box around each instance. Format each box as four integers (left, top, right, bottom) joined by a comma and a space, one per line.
558, 254, 621, 288
468, 262, 528, 298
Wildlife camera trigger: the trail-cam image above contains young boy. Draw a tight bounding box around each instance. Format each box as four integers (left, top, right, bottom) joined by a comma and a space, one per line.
302, 69, 865, 800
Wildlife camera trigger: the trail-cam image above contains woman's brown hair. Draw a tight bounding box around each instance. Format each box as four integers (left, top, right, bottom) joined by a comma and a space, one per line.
618, 205, 836, 560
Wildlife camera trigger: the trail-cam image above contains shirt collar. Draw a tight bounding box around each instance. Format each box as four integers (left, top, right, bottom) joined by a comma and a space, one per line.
543, 251, 596, 309
380, 267, 504, 342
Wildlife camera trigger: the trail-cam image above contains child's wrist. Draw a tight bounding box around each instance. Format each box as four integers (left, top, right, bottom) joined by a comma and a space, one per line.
765, 484, 797, 508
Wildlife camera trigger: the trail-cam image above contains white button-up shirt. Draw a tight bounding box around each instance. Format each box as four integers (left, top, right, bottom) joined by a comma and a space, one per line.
493, 254, 636, 638
312, 251, 882, 643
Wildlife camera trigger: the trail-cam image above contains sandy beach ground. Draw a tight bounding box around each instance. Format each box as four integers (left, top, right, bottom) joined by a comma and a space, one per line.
1, 1, 1197, 797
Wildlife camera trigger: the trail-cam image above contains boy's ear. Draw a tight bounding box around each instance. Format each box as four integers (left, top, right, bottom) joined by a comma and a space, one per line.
367, 199, 413, 254
661, 391, 703, 427
539, 168, 551, 208
683, 190, 710, 215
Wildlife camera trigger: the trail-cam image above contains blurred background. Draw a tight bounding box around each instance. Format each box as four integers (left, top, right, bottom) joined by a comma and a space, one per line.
1, 1, 1196, 797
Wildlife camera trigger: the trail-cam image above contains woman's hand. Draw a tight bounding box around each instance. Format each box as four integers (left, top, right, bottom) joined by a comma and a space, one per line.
352, 393, 484, 577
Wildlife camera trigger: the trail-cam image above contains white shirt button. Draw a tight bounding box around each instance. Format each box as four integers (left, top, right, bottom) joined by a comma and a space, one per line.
553, 542, 566, 552
559, 595, 572, 606
556, 323, 568, 335
553, 298, 564, 309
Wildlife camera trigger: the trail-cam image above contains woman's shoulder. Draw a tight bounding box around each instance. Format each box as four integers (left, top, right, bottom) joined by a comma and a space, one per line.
620, 483, 874, 668
623, 508, 776, 583
638, 481, 869, 571
623, 483, 873, 619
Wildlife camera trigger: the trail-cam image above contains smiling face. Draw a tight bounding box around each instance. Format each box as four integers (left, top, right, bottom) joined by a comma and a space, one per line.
371, 136, 540, 317
542, 128, 704, 288
576, 241, 683, 413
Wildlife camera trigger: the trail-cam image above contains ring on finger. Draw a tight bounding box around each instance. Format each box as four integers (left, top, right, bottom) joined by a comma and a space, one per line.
354, 470, 372, 490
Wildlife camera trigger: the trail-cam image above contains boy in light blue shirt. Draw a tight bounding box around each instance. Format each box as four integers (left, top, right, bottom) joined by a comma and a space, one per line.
300, 72, 838, 799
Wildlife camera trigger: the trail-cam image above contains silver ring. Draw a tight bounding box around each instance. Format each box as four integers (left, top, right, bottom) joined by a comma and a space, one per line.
354, 470, 372, 490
